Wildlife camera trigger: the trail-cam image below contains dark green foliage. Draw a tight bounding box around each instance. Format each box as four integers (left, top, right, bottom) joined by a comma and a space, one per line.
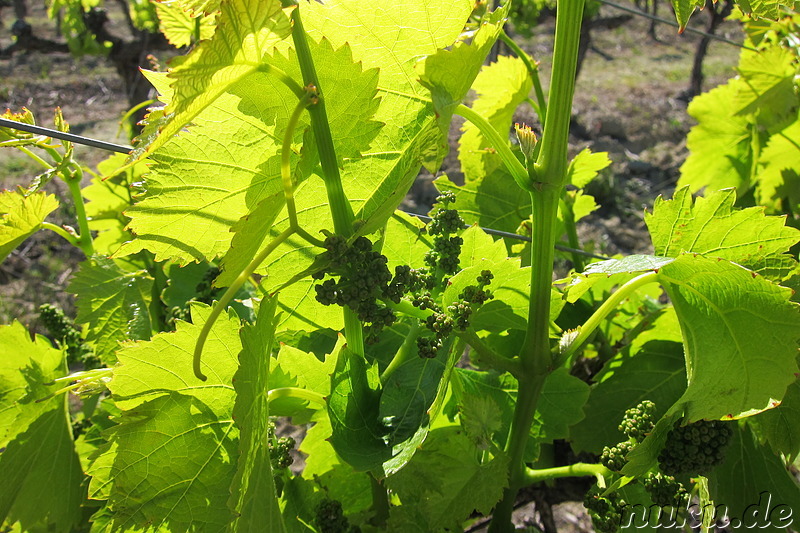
600, 440, 635, 472
164, 305, 191, 331
38, 303, 98, 368
658, 419, 733, 476
643, 472, 688, 507
584, 488, 626, 533
618, 400, 656, 442
195, 266, 222, 304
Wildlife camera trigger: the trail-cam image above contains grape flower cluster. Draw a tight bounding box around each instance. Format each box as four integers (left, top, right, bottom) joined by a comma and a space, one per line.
268, 420, 296, 495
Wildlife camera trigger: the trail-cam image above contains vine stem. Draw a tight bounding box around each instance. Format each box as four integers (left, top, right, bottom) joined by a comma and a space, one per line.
559, 271, 660, 364
64, 165, 95, 256
380, 322, 422, 384
267, 386, 327, 407
288, 4, 365, 356
524, 463, 611, 484
193, 227, 294, 380
488, 0, 584, 530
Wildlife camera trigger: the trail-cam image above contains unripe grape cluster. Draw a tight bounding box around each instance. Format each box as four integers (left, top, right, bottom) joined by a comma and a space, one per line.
314, 498, 360, 533
268, 421, 296, 495
423, 192, 464, 276
39, 303, 98, 369
643, 472, 688, 507
600, 440, 635, 473
584, 488, 627, 533
619, 400, 656, 441
600, 400, 657, 472
657, 419, 733, 476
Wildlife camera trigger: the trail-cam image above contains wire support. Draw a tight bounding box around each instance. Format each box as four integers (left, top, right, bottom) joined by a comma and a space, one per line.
596, 0, 756, 50
0, 117, 132, 154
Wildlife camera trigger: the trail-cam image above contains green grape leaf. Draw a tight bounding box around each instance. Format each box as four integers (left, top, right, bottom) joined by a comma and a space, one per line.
435, 172, 531, 234
0, 323, 83, 533
534, 368, 590, 442
107, 303, 240, 410
83, 154, 143, 256
645, 187, 800, 280
417, 3, 508, 143
68, 257, 154, 364
567, 148, 612, 189
658, 253, 800, 421
570, 316, 687, 453
749, 379, 800, 462
678, 81, 755, 195
459, 54, 532, 182
0, 322, 63, 447
708, 424, 800, 531
327, 344, 392, 471
275, 338, 339, 398
229, 297, 285, 533
0, 190, 59, 262
88, 305, 241, 531
449, 369, 518, 453
387, 427, 509, 532
732, 46, 797, 123
669, 0, 705, 31
559, 254, 673, 303
458, 393, 503, 450
0, 408, 84, 533
381, 211, 433, 273
298, 417, 373, 515
131, 0, 291, 161
458, 226, 509, 267
154, 0, 216, 48
734, 0, 798, 19
379, 336, 449, 445
755, 117, 800, 215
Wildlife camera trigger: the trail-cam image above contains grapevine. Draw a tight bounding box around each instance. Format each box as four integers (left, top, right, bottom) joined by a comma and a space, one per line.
0, 1, 799, 532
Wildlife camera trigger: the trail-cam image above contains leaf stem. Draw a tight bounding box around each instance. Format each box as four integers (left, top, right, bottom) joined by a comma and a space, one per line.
455, 104, 531, 192
281, 88, 318, 240
559, 271, 660, 364
17, 146, 53, 170
499, 31, 547, 123
380, 322, 422, 384
41, 222, 80, 247
456, 328, 522, 377
257, 62, 307, 103
193, 227, 295, 380
267, 386, 327, 407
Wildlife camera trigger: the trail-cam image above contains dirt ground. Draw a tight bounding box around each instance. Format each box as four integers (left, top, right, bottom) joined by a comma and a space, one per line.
0, 3, 743, 531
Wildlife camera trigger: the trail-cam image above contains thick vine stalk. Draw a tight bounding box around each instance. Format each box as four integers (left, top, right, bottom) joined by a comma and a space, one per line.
488, 0, 585, 529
